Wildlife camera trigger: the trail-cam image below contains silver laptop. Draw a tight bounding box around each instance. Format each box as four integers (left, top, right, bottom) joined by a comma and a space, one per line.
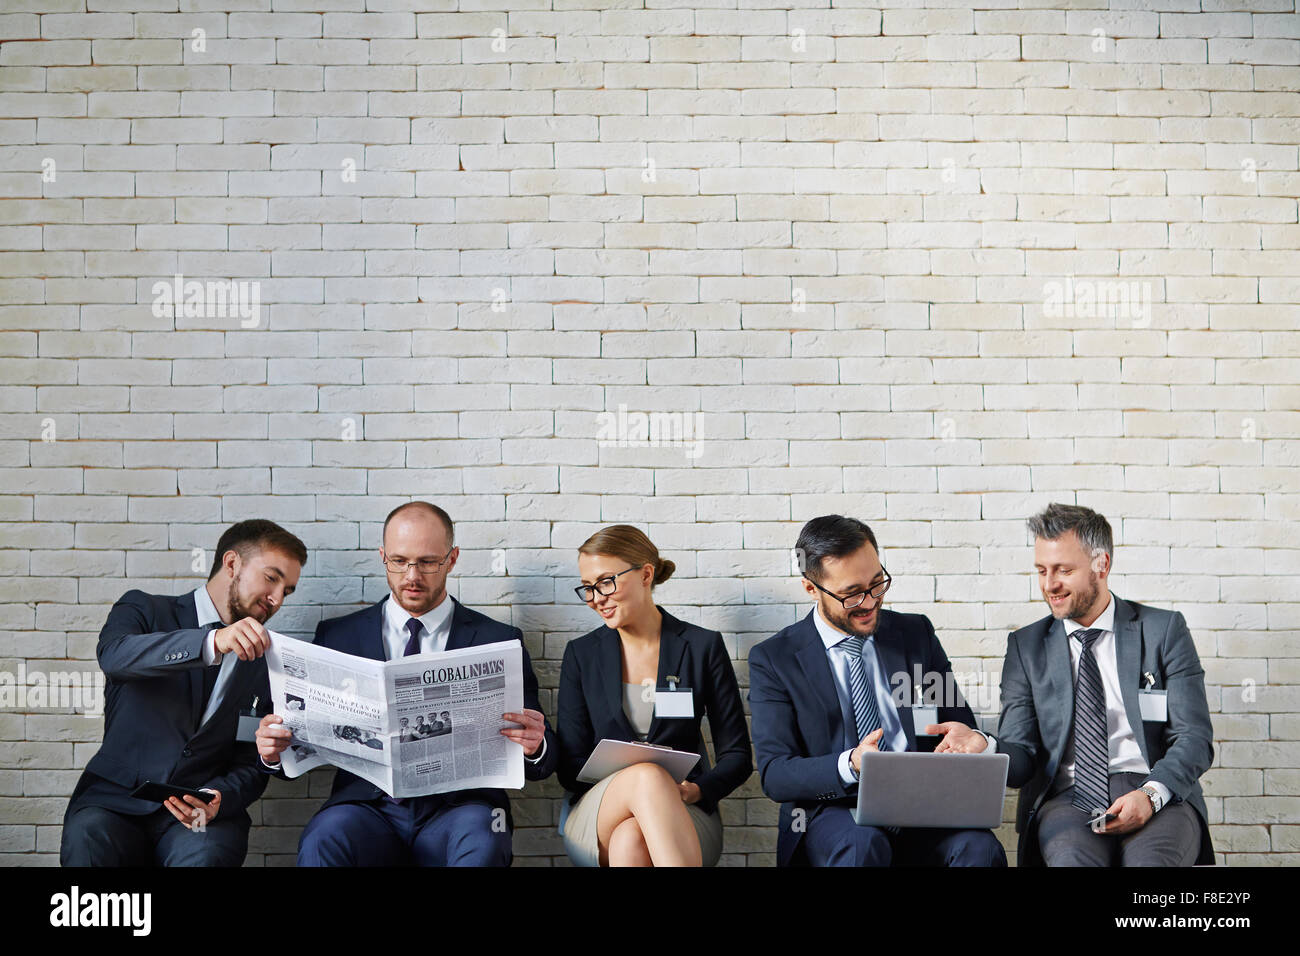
851, 751, 1010, 829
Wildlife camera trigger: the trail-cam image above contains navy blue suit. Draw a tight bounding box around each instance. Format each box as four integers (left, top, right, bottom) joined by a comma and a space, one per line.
296, 596, 557, 866
748, 607, 1006, 867
61, 589, 271, 866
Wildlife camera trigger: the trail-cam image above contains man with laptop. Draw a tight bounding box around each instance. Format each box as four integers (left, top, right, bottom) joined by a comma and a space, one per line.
748, 515, 1007, 867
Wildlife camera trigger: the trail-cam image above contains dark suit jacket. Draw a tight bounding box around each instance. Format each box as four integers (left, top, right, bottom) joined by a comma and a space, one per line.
748, 607, 977, 867
556, 607, 752, 815
66, 589, 271, 827
996, 594, 1215, 866
311, 597, 557, 828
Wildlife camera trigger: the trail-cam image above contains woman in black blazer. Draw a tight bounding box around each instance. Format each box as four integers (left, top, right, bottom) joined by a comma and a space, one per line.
557, 525, 752, 866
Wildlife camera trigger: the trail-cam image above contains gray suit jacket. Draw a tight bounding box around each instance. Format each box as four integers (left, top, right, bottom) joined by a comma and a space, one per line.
996, 594, 1215, 866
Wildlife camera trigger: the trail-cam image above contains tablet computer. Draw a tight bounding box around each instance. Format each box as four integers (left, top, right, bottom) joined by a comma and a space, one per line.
576, 738, 700, 785
130, 781, 214, 804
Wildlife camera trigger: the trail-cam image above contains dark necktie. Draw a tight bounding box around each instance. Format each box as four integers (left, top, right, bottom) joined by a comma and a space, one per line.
403, 617, 423, 657
840, 636, 888, 752
1070, 628, 1111, 813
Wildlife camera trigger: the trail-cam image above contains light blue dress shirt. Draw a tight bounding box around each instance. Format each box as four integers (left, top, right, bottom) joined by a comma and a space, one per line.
810, 605, 906, 787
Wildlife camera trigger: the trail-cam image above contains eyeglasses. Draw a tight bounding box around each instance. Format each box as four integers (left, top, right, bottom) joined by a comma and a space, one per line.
574, 566, 639, 602
383, 551, 453, 574
805, 567, 892, 609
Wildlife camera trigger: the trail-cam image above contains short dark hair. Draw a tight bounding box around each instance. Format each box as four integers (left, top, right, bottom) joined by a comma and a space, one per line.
795, 515, 880, 582
1026, 503, 1113, 560
208, 519, 308, 580
382, 501, 455, 547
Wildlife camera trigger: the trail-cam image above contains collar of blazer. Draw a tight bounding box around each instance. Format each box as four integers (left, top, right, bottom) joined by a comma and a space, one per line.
174, 590, 210, 730
359, 594, 480, 662
1041, 593, 1148, 776
595, 606, 690, 742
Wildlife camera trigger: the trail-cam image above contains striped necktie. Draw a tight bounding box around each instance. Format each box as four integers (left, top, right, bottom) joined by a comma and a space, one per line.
840, 635, 888, 752
1069, 628, 1111, 813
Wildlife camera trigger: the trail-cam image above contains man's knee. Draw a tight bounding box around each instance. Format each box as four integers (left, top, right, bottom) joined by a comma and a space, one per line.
946, 829, 1006, 867
61, 807, 147, 867
298, 807, 370, 867
814, 821, 891, 867
157, 819, 248, 867
442, 803, 512, 867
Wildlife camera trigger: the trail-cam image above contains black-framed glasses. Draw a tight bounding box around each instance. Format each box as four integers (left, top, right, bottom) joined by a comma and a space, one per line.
383, 550, 454, 574
574, 566, 639, 602
805, 567, 891, 609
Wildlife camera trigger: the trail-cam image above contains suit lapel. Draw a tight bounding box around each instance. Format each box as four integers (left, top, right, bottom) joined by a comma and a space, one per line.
794, 609, 845, 752
596, 625, 638, 739
177, 591, 208, 732
1044, 615, 1072, 778
355, 599, 388, 661
647, 609, 689, 742
445, 597, 477, 652
1111, 595, 1148, 765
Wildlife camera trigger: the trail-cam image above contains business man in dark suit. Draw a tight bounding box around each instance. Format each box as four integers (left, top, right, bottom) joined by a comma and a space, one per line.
60, 519, 307, 866
971, 503, 1214, 866
257, 501, 557, 866
748, 515, 1006, 867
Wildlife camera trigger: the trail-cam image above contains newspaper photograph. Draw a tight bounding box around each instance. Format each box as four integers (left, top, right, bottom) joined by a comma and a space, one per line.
265, 632, 526, 798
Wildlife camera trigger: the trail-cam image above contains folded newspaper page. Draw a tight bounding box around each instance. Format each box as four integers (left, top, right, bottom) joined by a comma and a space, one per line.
266, 632, 526, 798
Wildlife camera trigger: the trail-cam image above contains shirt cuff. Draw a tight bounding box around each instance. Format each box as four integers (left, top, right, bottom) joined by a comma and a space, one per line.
202, 628, 219, 666
524, 735, 547, 765
980, 732, 997, 754
838, 749, 858, 787
1143, 779, 1171, 813
259, 754, 281, 772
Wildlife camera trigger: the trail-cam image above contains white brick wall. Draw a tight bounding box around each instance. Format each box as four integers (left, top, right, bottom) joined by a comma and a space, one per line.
1, 1, 1297, 866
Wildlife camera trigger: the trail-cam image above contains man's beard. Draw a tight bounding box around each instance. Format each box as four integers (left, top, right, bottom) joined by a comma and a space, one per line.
1049, 575, 1100, 621
824, 599, 877, 636
228, 576, 269, 623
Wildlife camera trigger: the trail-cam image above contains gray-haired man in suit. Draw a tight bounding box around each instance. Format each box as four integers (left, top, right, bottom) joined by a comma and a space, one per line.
934, 503, 1214, 866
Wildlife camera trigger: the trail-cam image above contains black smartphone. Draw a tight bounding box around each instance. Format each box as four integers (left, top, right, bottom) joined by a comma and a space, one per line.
1086, 811, 1117, 828
130, 781, 214, 804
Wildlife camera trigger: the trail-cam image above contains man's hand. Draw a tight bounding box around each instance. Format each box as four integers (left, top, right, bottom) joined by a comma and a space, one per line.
213, 617, 270, 661
1096, 789, 1154, 835
164, 790, 220, 830
679, 781, 702, 805
850, 727, 885, 774
500, 709, 545, 758
930, 721, 989, 753
256, 713, 291, 765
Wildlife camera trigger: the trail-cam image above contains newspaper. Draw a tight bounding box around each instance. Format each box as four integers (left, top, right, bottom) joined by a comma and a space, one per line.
265, 632, 526, 798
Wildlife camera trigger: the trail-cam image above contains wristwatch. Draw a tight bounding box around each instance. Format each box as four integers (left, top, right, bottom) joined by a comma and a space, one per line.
1137, 784, 1163, 813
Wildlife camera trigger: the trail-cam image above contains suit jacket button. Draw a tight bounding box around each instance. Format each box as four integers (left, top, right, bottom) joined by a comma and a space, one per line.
182, 747, 192, 757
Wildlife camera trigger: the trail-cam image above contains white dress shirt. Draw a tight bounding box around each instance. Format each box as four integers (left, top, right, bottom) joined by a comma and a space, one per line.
381, 593, 454, 661
810, 605, 907, 787
987, 593, 1170, 811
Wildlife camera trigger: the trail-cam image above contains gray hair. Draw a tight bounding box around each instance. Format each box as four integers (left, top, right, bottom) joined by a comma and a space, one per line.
1026, 503, 1113, 561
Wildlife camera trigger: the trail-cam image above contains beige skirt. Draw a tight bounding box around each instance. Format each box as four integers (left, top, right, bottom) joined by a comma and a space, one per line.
562, 772, 723, 867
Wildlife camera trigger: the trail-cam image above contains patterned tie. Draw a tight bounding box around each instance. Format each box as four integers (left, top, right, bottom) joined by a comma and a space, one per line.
840, 636, 888, 752
1070, 628, 1111, 814
402, 617, 423, 657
